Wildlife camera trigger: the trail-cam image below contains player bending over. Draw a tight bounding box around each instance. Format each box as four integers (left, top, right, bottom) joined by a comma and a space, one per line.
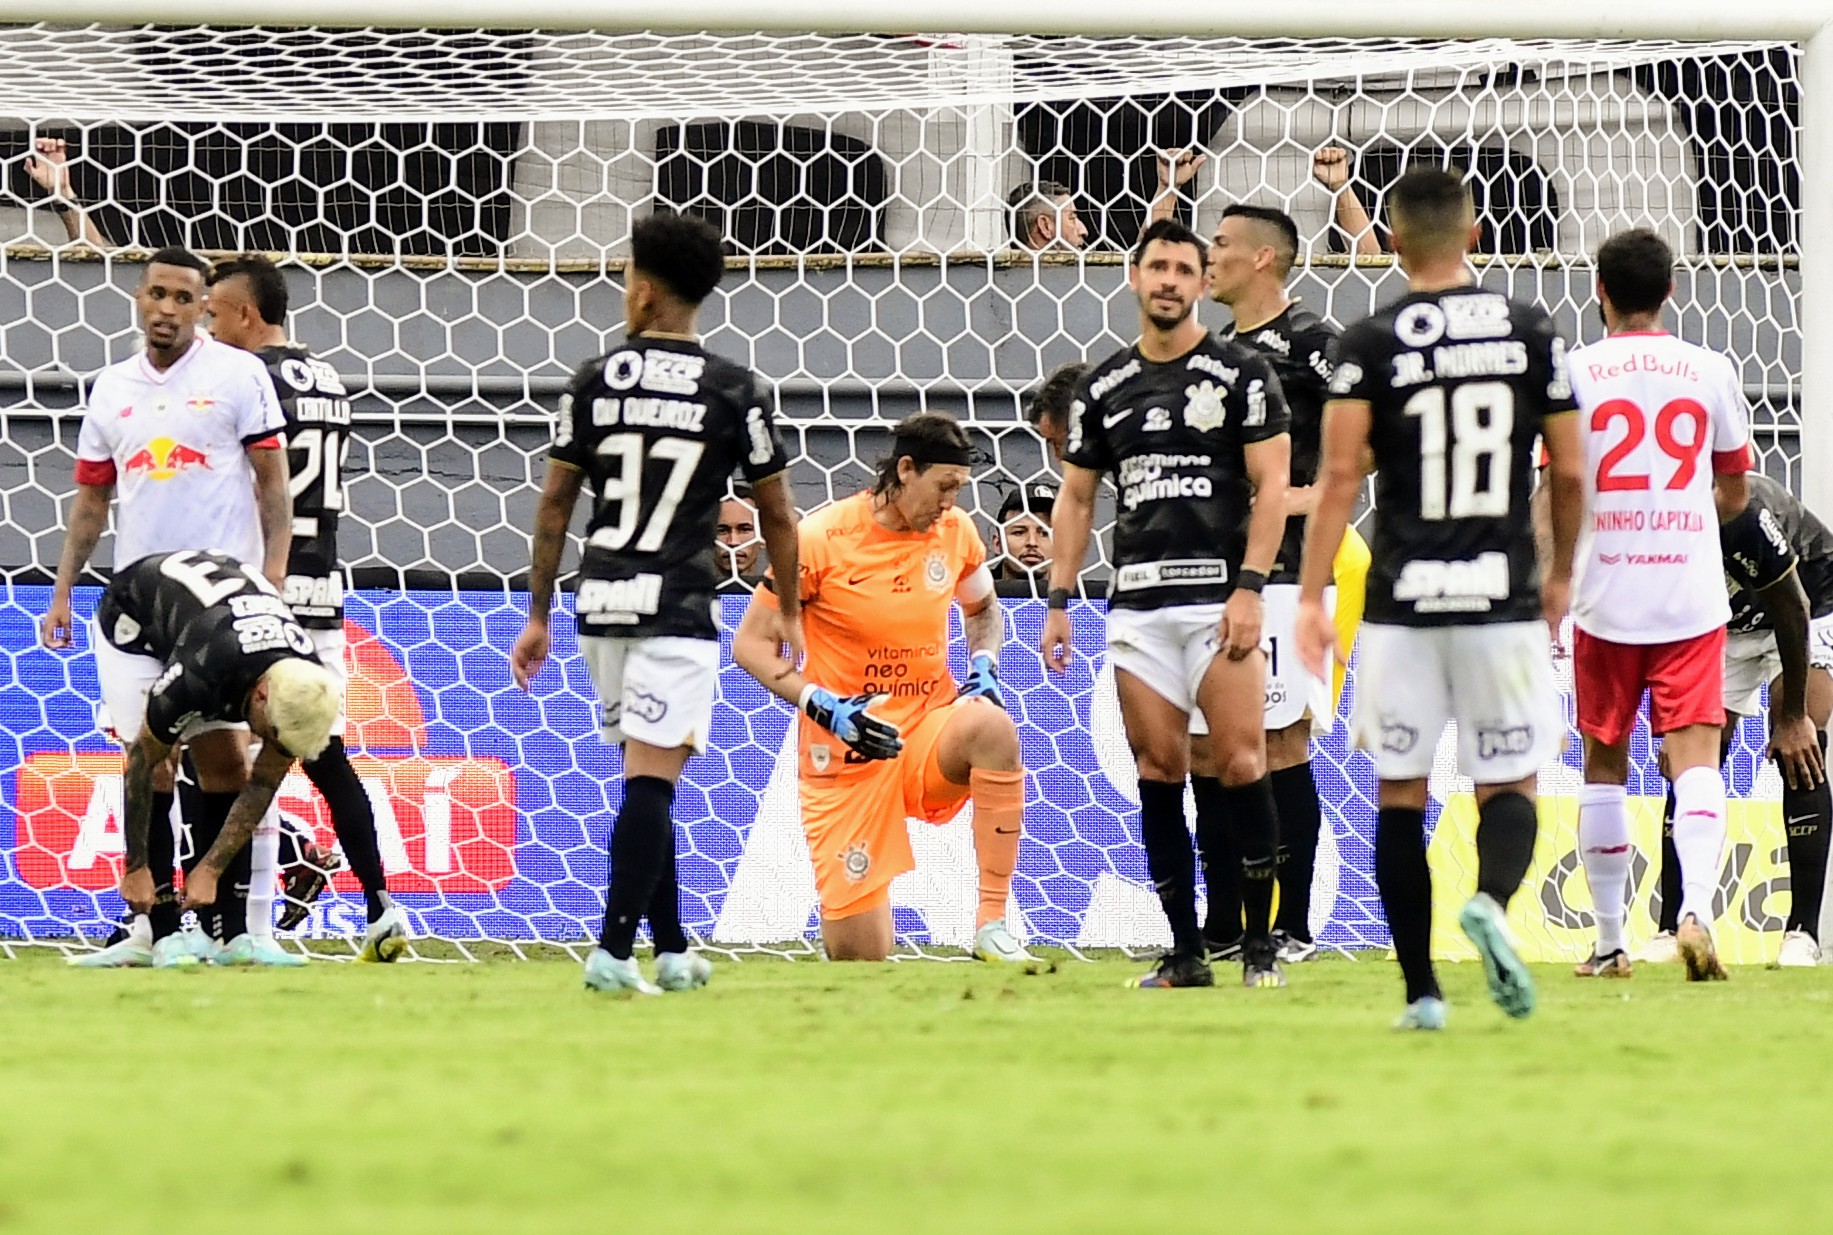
515, 211, 803, 996
732, 412, 1052, 970
78, 551, 340, 967
1565, 229, 1754, 983
1043, 218, 1292, 990
207, 253, 407, 961
1196, 203, 1369, 964
1298, 168, 1583, 1029
1608, 474, 1830, 970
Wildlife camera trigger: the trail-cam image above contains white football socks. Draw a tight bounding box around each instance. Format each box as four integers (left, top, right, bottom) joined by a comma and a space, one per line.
1578, 782, 1633, 955
244, 803, 282, 939
1671, 764, 1729, 926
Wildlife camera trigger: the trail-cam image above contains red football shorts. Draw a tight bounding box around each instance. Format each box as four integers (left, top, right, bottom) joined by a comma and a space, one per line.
1573, 626, 1726, 746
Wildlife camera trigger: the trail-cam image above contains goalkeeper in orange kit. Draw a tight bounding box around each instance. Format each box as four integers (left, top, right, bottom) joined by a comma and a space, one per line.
732, 412, 1053, 969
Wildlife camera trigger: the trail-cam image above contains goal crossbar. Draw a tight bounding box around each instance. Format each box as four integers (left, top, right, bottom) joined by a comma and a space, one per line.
7, 2, 1832, 37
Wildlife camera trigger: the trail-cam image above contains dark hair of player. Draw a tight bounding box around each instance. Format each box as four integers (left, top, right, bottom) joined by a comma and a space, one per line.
208, 253, 289, 326
1596, 228, 1674, 318
1007, 180, 1074, 243
1220, 203, 1300, 278
728, 479, 755, 502
1387, 167, 1473, 255
1131, 217, 1208, 269
143, 246, 209, 280
872, 412, 973, 499
630, 211, 728, 305
1027, 361, 1090, 432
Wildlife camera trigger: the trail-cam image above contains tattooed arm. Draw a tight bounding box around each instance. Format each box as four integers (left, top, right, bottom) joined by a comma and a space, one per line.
117, 729, 173, 913
181, 739, 292, 909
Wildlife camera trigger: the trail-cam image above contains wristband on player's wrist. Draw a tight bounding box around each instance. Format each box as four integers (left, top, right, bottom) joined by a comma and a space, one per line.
1046, 587, 1072, 610
1233, 569, 1268, 596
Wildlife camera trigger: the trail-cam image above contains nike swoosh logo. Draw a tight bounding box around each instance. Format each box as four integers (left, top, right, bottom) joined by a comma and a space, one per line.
993, 826, 1020, 835
848, 571, 871, 585
1102, 408, 1134, 429
1786, 815, 1818, 826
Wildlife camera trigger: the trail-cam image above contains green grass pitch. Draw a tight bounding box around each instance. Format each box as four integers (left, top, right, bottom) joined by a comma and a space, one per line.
2, 949, 1827, 1234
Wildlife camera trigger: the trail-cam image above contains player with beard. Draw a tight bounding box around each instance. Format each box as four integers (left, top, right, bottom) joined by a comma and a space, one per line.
1196, 203, 1370, 964
1298, 169, 1583, 1028
75, 551, 340, 967
1043, 218, 1293, 989
206, 254, 407, 961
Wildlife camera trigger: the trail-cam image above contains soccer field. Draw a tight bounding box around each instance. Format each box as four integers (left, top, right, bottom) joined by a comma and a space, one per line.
3, 951, 1827, 1234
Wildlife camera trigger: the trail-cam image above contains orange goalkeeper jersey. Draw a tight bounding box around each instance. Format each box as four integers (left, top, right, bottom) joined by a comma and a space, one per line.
758, 492, 986, 775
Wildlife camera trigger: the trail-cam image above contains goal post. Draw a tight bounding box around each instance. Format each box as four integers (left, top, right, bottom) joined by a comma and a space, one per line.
0, 12, 1826, 960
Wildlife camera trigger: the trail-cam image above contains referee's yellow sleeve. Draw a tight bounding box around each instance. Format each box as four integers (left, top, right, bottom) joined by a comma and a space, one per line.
1329, 524, 1371, 709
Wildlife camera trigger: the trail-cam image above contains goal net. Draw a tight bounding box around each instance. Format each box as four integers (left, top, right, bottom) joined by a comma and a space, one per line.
0, 25, 1812, 962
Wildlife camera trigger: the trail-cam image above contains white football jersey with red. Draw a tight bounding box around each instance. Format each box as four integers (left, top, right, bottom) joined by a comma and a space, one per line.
74, 335, 286, 571
1568, 331, 1752, 644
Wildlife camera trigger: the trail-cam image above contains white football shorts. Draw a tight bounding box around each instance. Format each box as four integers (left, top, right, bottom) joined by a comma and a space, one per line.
1257, 583, 1334, 736
1351, 620, 1562, 784
309, 625, 348, 737
578, 634, 720, 754
1722, 613, 1833, 716
91, 616, 241, 747
1106, 602, 1225, 719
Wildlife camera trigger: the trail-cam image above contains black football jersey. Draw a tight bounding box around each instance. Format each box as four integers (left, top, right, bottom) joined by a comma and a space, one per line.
1722, 474, 1833, 633
97, 550, 322, 745
1221, 303, 1337, 582
1063, 333, 1290, 611
550, 335, 790, 639
1331, 287, 1576, 626
260, 345, 350, 630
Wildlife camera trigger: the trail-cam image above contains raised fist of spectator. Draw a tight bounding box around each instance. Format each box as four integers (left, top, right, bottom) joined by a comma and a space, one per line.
23, 137, 77, 201
1312, 145, 1354, 193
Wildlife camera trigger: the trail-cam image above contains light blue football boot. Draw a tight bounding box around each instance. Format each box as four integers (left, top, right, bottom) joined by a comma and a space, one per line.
583, 948, 662, 996
654, 950, 713, 992
1459, 893, 1535, 1019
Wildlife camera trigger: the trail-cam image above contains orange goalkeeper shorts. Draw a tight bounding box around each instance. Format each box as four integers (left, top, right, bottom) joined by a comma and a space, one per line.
800, 699, 972, 919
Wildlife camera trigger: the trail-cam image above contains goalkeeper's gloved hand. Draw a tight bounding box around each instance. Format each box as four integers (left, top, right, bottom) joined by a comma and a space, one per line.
956, 653, 1003, 706
799, 685, 903, 761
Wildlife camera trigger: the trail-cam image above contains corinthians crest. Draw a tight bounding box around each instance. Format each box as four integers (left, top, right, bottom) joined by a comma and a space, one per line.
1183, 380, 1227, 432
924, 549, 949, 591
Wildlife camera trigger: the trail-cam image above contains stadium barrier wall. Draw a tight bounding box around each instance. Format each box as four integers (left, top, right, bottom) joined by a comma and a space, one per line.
0, 588, 1806, 963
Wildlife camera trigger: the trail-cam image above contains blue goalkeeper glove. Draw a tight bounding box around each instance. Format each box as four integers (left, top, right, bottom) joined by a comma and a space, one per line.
956, 653, 1003, 706
799, 685, 903, 761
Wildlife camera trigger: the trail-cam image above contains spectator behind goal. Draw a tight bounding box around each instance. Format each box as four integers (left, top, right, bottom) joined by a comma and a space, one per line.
1008, 180, 1089, 251
991, 482, 1057, 598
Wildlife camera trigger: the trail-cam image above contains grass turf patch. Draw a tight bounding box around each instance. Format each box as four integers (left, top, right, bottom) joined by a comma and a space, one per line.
1, 949, 1825, 1234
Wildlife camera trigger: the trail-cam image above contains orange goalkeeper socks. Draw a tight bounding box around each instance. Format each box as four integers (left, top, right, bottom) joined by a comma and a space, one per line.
970, 768, 1025, 928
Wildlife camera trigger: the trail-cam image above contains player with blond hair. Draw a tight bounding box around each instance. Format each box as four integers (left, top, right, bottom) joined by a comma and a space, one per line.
75, 551, 341, 968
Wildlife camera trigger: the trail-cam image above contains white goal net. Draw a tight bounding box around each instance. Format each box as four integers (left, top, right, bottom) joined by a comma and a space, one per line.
0, 26, 1813, 962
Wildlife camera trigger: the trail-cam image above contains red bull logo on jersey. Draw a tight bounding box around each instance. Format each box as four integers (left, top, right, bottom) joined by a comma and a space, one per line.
121, 436, 211, 481
185, 396, 215, 413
